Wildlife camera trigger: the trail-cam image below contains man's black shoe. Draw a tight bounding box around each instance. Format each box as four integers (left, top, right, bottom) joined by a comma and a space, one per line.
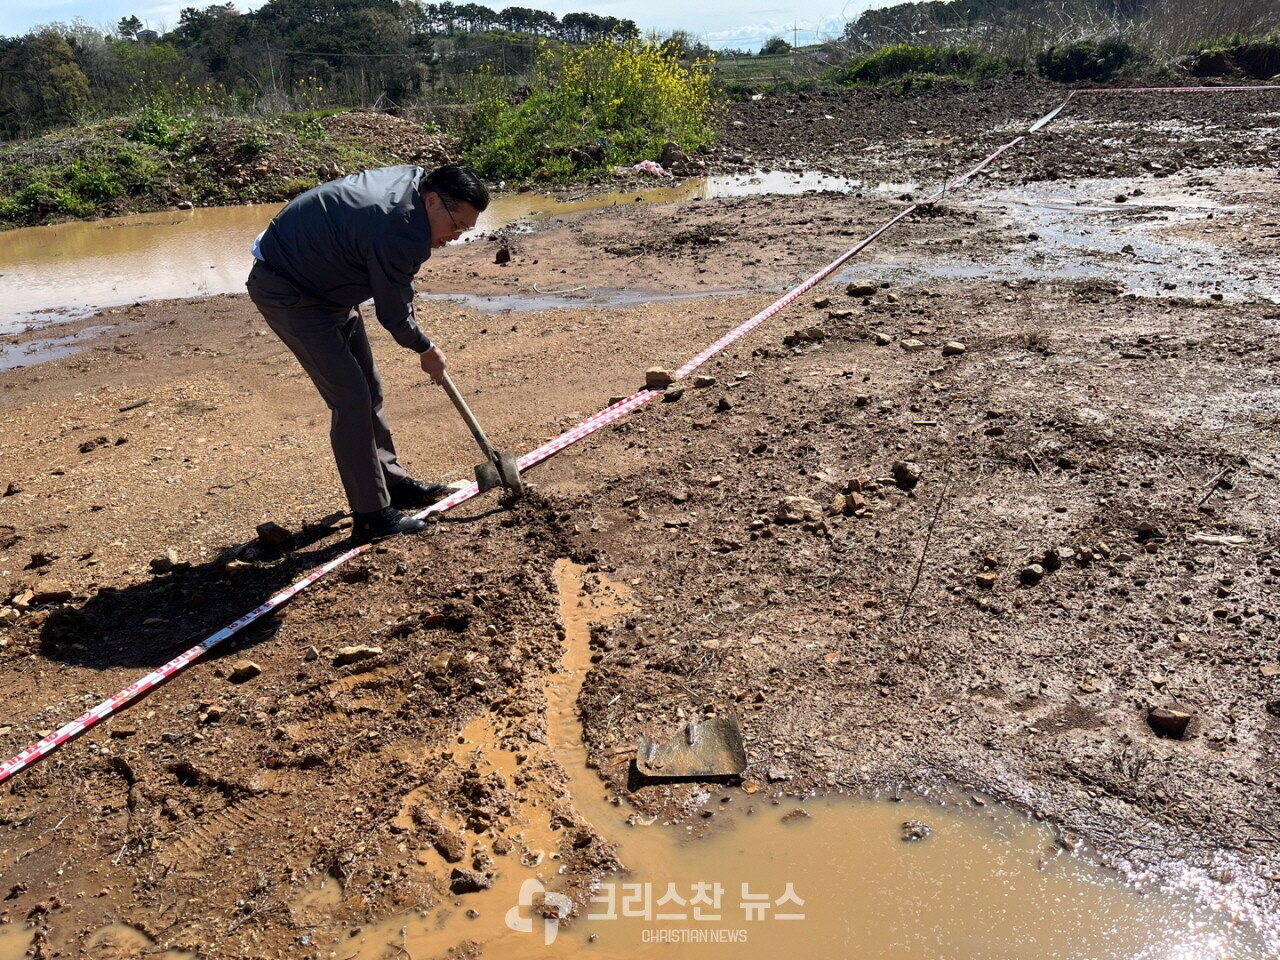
351, 506, 427, 544
388, 477, 448, 510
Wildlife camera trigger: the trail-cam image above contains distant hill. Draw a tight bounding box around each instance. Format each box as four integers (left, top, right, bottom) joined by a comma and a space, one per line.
843, 0, 1270, 51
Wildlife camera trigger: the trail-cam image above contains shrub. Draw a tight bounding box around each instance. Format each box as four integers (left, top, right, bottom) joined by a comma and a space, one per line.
828, 44, 1014, 86
464, 37, 719, 180
67, 159, 125, 203
124, 100, 197, 151
1188, 29, 1280, 79
1036, 38, 1139, 83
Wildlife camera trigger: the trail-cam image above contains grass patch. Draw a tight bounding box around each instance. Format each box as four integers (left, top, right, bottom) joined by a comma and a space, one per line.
0, 136, 168, 225
0, 106, 450, 228
827, 44, 1014, 87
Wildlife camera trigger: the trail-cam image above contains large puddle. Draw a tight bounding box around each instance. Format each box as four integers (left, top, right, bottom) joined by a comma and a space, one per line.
0, 171, 869, 337
2, 170, 1272, 349
293, 561, 1273, 959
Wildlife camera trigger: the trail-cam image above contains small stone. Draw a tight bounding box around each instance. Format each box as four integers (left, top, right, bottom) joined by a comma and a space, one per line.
336, 645, 382, 665
891, 460, 922, 488
304, 646, 319, 662
1020, 564, 1045, 586
941, 341, 966, 356
900, 339, 926, 352
692, 375, 717, 388
975, 572, 997, 590
846, 281, 877, 297
0, 608, 19, 624
4, 482, 22, 497
230, 660, 262, 683
812, 296, 830, 309
1136, 520, 1163, 540
202, 704, 227, 723
1147, 706, 1193, 739
874, 332, 893, 346
176, 200, 194, 210
645, 368, 674, 390
780, 808, 811, 823
150, 549, 181, 574
716, 397, 734, 412
449, 869, 493, 894
766, 763, 793, 782
741, 779, 761, 794
662, 386, 686, 403
494, 245, 511, 265
255, 521, 294, 549
11, 590, 34, 610
30, 582, 73, 605
433, 829, 467, 864
900, 820, 931, 842
1260, 663, 1280, 678
774, 497, 822, 524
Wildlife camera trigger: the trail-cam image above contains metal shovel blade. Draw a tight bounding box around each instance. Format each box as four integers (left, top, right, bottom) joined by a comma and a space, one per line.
495, 451, 524, 500
475, 460, 500, 492
474, 453, 524, 499
635, 716, 747, 780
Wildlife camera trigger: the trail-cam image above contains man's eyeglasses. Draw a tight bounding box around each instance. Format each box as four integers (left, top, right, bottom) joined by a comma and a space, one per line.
442, 202, 467, 239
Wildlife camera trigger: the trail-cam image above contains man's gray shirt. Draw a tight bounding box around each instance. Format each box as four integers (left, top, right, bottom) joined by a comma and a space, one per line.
256, 165, 435, 353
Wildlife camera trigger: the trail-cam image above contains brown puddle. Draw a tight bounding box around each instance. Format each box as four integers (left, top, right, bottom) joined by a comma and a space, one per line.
0, 926, 33, 960
0, 171, 869, 336
308, 561, 1274, 960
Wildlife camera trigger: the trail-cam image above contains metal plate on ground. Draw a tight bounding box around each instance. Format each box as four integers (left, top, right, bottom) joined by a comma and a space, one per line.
635, 716, 747, 779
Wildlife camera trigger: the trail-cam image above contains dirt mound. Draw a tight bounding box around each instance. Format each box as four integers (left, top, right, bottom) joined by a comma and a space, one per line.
320, 110, 458, 169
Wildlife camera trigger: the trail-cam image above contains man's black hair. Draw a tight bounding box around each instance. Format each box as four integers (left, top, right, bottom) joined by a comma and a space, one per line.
423, 165, 490, 212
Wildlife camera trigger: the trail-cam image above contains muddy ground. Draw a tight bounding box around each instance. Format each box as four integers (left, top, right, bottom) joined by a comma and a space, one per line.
2, 78, 1280, 957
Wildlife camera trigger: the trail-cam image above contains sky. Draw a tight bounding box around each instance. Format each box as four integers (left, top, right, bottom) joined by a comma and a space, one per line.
1, 0, 891, 50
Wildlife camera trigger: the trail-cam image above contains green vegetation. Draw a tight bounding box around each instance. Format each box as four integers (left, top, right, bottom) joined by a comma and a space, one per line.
465, 38, 717, 180
841, 0, 1277, 85
827, 44, 1015, 86
1188, 28, 1280, 79
1036, 38, 1140, 83
0, 104, 401, 228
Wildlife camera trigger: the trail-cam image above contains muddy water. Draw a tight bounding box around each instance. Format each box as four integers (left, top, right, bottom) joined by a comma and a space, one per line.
0, 925, 33, 960
324, 561, 1274, 960
2, 171, 1272, 339
848, 178, 1280, 303
0, 171, 869, 335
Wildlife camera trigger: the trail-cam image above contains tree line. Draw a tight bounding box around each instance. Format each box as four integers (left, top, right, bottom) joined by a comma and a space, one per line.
0, 0, 644, 140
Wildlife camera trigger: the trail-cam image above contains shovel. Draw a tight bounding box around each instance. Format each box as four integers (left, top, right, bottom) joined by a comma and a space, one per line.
439, 371, 524, 501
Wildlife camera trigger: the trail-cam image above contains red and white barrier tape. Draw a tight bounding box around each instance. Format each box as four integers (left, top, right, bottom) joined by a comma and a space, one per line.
3, 83, 1276, 785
